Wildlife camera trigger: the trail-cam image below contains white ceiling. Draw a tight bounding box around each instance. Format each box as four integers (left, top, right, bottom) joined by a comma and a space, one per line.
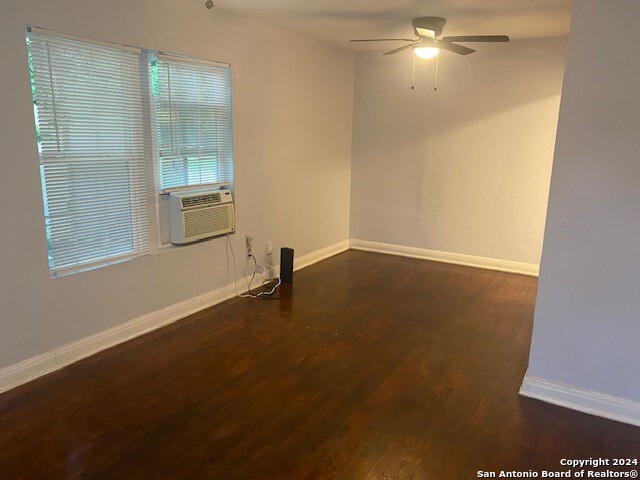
206, 0, 573, 51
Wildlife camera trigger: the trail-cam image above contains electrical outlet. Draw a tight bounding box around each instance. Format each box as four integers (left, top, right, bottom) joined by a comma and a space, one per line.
266, 241, 273, 256
245, 235, 253, 256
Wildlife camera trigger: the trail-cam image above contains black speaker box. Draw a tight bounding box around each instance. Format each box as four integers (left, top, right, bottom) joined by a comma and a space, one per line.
280, 247, 294, 284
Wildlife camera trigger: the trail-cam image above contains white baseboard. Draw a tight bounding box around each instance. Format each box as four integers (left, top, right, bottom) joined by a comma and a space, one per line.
294, 240, 350, 272
349, 239, 539, 277
0, 280, 242, 395
0, 240, 349, 395
520, 375, 640, 428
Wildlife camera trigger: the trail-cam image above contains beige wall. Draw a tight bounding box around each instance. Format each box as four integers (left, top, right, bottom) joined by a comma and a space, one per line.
0, 0, 354, 369
349, 38, 566, 266
527, 0, 640, 403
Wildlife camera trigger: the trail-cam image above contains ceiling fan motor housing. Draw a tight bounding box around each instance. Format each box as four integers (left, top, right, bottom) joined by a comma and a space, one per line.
412, 17, 447, 38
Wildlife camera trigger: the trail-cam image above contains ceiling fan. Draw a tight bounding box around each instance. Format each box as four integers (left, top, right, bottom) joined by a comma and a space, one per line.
351, 17, 509, 59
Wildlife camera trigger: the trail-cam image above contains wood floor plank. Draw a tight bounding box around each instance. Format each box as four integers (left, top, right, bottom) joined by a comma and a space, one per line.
1, 250, 639, 479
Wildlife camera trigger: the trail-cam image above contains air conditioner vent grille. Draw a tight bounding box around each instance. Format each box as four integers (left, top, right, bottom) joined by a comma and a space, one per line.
184, 204, 234, 239
181, 192, 222, 209
168, 189, 234, 244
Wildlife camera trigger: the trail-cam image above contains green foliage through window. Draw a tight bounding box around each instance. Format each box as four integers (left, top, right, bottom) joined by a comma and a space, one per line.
150, 59, 158, 96
26, 37, 41, 144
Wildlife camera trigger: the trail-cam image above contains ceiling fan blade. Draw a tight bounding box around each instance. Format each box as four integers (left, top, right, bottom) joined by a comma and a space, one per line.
441, 35, 510, 43
437, 41, 475, 55
383, 44, 416, 55
350, 38, 418, 43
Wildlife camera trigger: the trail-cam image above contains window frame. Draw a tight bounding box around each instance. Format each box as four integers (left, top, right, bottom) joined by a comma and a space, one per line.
151, 52, 234, 193
26, 26, 236, 276
27, 27, 153, 277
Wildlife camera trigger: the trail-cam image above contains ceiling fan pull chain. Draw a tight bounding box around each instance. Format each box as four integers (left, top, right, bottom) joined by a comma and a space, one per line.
411, 54, 416, 90
434, 54, 439, 91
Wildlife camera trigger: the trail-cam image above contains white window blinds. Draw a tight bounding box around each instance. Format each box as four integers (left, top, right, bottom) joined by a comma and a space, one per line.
154, 55, 233, 190
28, 30, 150, 275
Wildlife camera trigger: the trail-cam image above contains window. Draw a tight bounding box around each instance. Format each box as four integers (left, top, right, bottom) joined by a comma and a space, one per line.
27, 29, 150, 276
152, 55, 233, 190
27, 28, 234, 276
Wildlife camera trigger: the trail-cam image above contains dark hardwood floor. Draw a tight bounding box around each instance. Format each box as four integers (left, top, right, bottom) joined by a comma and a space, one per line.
1, 250, 639, 479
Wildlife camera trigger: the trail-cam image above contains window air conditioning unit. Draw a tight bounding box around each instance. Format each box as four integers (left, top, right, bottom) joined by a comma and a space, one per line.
168, 189, 235, 244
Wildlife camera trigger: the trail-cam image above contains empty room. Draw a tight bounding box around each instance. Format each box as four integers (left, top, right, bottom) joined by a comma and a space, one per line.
1, 0, 639, 478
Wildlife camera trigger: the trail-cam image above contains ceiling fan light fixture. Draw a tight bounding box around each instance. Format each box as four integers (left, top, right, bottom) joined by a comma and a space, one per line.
415, 27, 436, 38
413, 46, 440, 59
352, 16, 508, 59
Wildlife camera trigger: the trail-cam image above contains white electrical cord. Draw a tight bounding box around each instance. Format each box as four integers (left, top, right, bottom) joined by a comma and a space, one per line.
249, 255, 281, 297
226, 234, 281, 299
